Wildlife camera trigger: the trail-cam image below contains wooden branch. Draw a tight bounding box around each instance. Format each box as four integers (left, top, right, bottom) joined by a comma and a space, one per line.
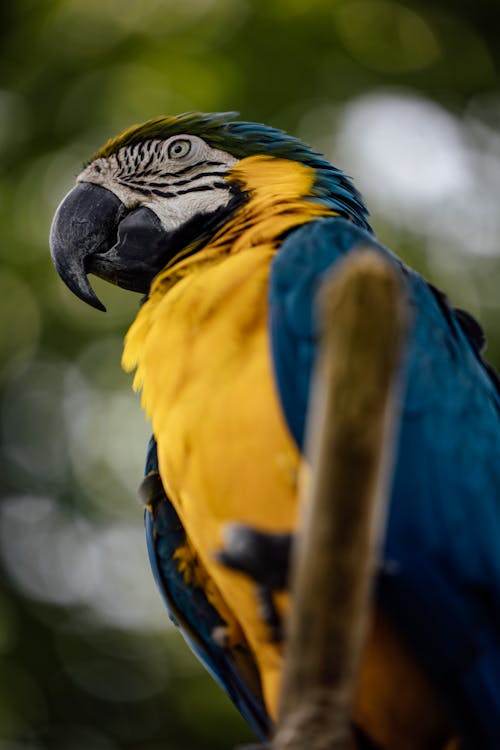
272, 249, 410, 750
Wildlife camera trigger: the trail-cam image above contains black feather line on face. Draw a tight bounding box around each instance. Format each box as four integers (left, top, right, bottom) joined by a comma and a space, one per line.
170, 159, 227, 177
174, 184, 221, 196
122, 170, 228, 190
142, 149, 156, 172
115, 175, 230, 198
115, 181, 173, 197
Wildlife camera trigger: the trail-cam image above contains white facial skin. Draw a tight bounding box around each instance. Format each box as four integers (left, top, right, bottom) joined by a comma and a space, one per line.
77, 134, 238, 231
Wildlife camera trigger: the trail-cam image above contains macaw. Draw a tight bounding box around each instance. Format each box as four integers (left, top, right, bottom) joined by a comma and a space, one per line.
50, 112, 500, 749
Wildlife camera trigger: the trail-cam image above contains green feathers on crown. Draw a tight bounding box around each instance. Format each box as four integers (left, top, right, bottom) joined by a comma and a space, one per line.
93, 112, 239, 160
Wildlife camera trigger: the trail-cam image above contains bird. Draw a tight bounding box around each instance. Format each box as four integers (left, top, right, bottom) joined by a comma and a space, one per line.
50, 112, 500, 749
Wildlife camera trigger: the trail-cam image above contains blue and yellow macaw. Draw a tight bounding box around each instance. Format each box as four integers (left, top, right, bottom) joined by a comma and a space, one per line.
50, 112, 500, 749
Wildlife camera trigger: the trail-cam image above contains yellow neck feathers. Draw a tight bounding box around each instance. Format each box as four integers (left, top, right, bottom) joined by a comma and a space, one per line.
220, 155, 334, 253
122, 155, 334, 378
146, 156, 332, 291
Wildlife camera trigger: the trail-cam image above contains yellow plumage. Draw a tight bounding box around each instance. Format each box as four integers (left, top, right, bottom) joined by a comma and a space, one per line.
123, 156, 334, 714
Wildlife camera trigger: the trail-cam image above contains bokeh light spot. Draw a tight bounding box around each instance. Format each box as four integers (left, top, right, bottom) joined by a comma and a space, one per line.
0, 496, 169, 630
336, 90, 470, 207
333, 89, 500, 259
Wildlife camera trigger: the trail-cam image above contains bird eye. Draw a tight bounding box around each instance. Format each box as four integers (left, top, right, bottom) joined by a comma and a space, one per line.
167, 139, 192, 159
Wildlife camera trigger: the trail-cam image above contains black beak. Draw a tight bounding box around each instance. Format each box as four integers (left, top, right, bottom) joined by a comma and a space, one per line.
50, 182, 167, 311
50, 183, 123, 311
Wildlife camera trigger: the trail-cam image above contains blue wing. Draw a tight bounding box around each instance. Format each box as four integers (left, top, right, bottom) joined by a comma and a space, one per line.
269, 216, 500, 749
143, 437, 270, 739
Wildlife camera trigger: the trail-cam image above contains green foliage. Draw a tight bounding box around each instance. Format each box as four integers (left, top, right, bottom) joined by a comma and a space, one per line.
1, 1, 500, 748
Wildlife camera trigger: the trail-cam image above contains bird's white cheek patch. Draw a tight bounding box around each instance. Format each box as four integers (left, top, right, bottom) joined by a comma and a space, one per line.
144, 187, 235, 231
76, 142, 238, 231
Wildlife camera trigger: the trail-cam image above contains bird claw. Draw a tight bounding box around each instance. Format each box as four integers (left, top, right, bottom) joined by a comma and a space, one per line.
218, 523, 293, 643
138, 471, 166, 508
218, 524, 292, 589
256, 584, 283, 643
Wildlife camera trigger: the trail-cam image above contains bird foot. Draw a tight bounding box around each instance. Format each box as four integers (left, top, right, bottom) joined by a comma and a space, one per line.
137, 471, 166, 508
217, 524, 293, 643
255, 584, 283, 643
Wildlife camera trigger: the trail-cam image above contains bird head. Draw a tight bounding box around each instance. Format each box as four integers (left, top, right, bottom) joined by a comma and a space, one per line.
50, 112, 370, 311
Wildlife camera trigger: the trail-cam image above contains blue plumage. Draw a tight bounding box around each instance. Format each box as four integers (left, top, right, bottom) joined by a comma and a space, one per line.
269, 216, 500, 747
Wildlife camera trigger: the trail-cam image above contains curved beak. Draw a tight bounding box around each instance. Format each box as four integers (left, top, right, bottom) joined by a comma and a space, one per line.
50, 183, 123, 311
50, 182, 169, 311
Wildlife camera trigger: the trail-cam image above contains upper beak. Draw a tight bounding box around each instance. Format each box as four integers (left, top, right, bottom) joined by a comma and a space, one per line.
50, 182, 167, 311
50, 183, 123, 311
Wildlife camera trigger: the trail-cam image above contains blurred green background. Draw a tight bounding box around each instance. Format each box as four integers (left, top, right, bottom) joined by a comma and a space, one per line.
1, 1, 500, 748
